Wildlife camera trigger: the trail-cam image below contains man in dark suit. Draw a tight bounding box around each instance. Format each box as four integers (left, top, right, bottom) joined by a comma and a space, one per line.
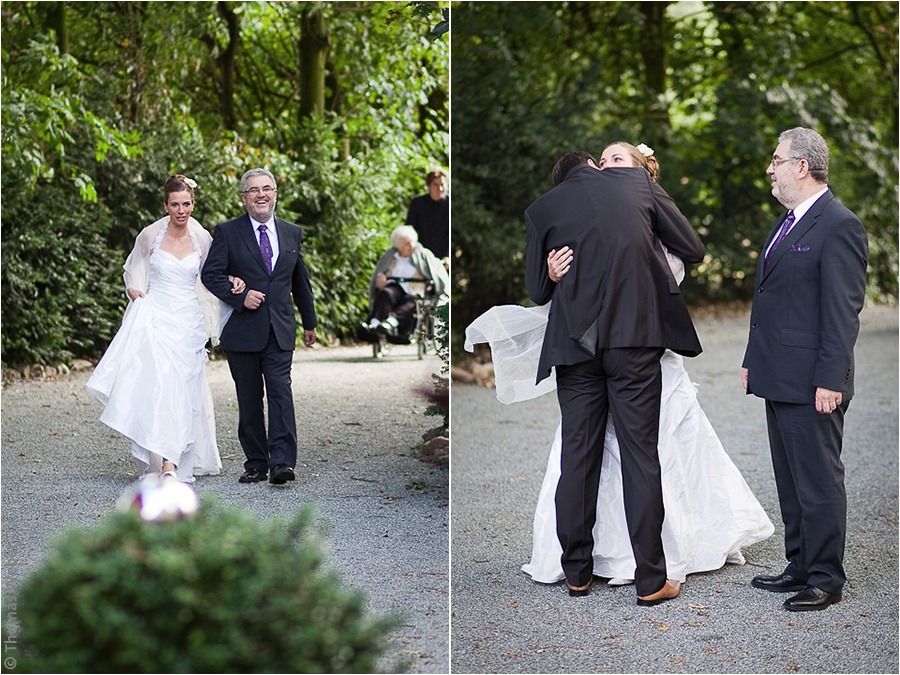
525, 151, 704, 605
405, 169, 449, 262
202, 168, 318, 485
742, 128, 867, 611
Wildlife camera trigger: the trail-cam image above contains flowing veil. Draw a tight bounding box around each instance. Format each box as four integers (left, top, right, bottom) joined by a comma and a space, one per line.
463, 249, 685, 403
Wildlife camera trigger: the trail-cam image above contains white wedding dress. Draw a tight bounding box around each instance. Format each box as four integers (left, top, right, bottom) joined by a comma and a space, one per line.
465, 255, 773, 585
86, 222, 222, 482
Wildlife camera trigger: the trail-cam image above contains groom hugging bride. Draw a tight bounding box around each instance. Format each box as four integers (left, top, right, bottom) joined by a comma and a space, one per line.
466, 142, 774, 606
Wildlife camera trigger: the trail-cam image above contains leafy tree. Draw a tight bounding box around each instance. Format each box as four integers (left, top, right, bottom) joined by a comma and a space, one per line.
1, 1, 448, 367
1, 36, 140, 365
451, 1, 897, 355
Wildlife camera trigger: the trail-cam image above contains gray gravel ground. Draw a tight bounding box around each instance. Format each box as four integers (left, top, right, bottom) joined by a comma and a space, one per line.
450, 304, 898, 674
1, 343, 448, 673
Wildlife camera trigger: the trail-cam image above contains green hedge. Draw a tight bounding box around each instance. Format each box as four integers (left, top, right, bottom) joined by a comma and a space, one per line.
8, 502, 398, 673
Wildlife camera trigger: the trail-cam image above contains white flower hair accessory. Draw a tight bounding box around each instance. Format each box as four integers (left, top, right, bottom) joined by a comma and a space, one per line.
183, 177, 198, 189
637, 143, 655, 158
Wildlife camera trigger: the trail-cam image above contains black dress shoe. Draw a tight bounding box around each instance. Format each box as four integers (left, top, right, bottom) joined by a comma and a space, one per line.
269, 465, 296, 485
750, 573, 807, 593
565, 578, 592, 597
238, 468, 267, 483
783, 586, 842, 612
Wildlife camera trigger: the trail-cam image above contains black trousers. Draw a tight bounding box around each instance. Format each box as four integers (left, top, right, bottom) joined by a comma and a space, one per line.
226, 326, 297, 472
372, 283, 417, 335
555, 347, 667, 596
765, 399, 849, 594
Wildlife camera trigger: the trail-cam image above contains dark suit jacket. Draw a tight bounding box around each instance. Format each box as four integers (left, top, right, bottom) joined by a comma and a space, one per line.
201, 214, 317, 352
525, 166, 705, 383
405, 194, 449, 258
742, 190, 867, 403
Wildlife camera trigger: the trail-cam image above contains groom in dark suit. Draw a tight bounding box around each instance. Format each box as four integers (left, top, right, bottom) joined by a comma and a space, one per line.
742, 128, 867, 611
202, 168, 318, 485
525, 151, 704, 605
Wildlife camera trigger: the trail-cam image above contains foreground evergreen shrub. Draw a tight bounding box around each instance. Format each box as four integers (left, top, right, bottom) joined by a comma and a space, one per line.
12, 503, 397, 673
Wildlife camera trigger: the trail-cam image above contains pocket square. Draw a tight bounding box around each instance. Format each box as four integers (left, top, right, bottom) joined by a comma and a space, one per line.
789, 244, 810, 252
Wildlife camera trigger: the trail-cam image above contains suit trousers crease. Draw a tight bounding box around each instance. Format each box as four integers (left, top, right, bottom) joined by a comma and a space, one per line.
765, 399, 848, 593
226, 326, 297, 472
555, 347, 668, 596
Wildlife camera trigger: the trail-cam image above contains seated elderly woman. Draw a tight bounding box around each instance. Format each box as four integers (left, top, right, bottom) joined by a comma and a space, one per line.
357, 225, 449, 344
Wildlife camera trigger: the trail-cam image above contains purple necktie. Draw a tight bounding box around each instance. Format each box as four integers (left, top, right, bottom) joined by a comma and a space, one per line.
764, 211, 795, 270
258, 224, 273, 275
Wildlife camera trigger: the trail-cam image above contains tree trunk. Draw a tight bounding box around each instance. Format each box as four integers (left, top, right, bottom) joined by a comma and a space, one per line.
639, 1, 670, 133
120, 2, 146, 124
324, 52, 350, 159
46, 2, 67, 54
217, 1, 240, 132
299, 6, 328, 121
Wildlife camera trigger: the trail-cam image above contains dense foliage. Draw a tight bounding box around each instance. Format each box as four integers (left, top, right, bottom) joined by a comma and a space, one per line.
423, 298, 450, 428
10, 502, 398, 673
451, 1, 898, 352
1, 1, 448, 367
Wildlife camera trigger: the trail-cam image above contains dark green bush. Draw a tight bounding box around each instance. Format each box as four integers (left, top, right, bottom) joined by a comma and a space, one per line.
285, 114, 416, 341
0, 169, 124, 367
11, 502, 398, 673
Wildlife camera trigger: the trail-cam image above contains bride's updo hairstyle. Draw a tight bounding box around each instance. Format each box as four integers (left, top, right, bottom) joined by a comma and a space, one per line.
607, 141, 661, 183
164, 174, 196, 204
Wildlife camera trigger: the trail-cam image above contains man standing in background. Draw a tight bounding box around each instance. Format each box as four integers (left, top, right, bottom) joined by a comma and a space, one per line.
406, 169, 449, 264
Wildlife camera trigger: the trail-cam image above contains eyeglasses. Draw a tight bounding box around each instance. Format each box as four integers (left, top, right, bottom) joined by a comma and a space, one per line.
769, 157, 804, 168
242, 186, 277, 196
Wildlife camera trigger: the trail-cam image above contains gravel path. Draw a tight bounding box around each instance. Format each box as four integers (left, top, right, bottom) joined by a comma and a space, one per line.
1, 343, 448, 673
450, 304, 898, 674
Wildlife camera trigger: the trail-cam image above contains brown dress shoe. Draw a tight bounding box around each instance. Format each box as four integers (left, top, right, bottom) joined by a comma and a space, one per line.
637, 579, 681, 607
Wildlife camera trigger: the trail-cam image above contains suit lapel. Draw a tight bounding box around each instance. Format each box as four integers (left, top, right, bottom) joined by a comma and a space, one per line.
238, 214, 272, 276
761, 192, 831, 280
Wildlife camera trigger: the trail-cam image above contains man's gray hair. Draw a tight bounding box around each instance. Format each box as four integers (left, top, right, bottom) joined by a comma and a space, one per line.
779, 127, 829, 183
240, 168, 278, 192
390, 225, 419, 248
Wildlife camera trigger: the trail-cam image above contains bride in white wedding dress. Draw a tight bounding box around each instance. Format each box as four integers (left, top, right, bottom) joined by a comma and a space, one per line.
465, 142, 773, 586
86, 175, 239, 482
